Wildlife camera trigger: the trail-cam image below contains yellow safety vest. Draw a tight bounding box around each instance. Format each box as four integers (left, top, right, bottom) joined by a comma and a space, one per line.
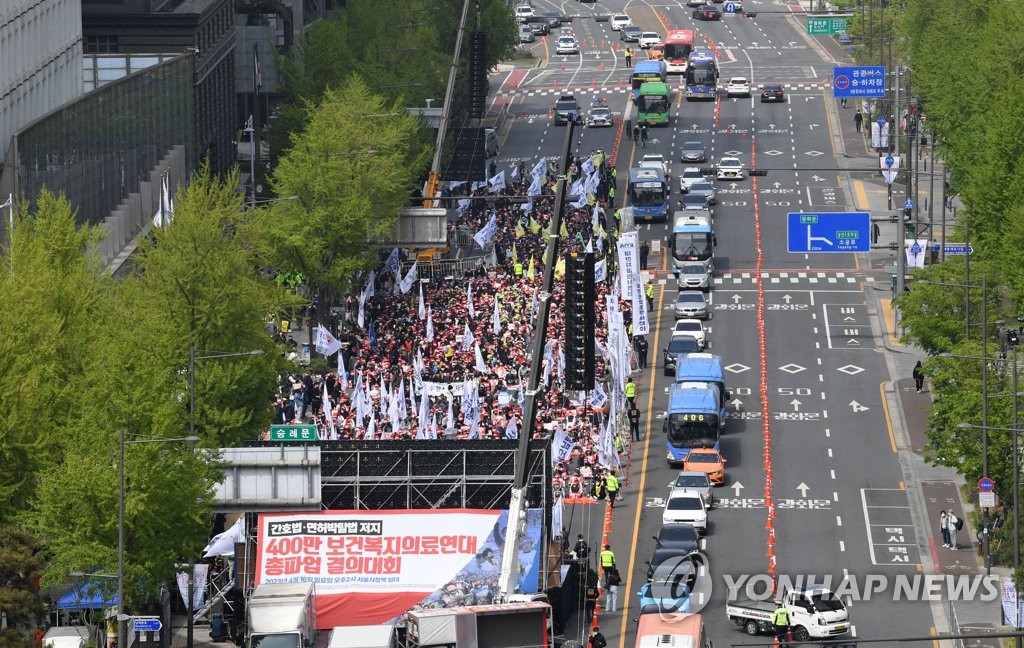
600, 550, 616, 567
771, 608, 790, 626
625, 382, 637, 398
514, 262, 524, 276
606, 474, 619, 491
646, 283, 654, 299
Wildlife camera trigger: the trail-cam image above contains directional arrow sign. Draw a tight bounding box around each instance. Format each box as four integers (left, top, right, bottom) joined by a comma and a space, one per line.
730, 398, 744, 409
811, 175, 826, 182
790, 399, 802, 411
787, 212, 871, 253
850, 400, 869, 412
133, 619, 162, 633
731, 294, 742, 303
930, 243, 974, 255
773, 182, 782, 189
732, 482, 744, 496
796, 482, 810, 497
809, 123, 819, 130
782, 294, 793, 303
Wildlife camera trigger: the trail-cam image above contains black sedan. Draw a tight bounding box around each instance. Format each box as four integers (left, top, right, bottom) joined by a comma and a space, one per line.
693, 4, 722, 20
653, 523, 701, 553
646, 547, 701, 582
760, 83, 785, 102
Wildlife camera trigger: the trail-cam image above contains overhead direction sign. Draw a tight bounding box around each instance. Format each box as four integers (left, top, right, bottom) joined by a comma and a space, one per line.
787, 212, 871, 253
833, 66, 886, 98
807, 17, 847, 34
269, 424, 318, 442
930, 243, 973, 255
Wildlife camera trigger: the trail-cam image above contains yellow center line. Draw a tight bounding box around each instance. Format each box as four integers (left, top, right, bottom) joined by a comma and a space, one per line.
880, 381, 897, 454
616, 276, 666, 647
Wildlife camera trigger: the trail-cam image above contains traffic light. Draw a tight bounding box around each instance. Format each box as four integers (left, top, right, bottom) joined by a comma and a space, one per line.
564, 252, 596, 392
469, 31, 488, 118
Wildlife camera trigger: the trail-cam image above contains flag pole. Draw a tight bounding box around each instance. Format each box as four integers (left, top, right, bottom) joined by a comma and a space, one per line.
252, 44, 262, 208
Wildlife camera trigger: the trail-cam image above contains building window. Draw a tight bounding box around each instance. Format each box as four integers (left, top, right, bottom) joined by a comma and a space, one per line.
85, 35, 119, 54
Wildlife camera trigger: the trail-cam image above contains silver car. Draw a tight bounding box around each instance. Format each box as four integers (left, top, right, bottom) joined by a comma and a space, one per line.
670, 471, 714, 509
681, 193, 710, 210
675, 291, 709, 320
677, 263, 712, 292
688, 180, 716, 205
680, 140, 707, 163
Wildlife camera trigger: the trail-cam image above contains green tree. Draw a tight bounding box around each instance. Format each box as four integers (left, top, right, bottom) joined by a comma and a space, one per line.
0, 190, 110, 521
0, 525, 46, 647
265, 76, 428, 312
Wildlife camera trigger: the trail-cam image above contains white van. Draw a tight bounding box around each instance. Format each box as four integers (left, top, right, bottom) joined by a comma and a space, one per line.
328, 625, 394, 648
515, 4, 534, 22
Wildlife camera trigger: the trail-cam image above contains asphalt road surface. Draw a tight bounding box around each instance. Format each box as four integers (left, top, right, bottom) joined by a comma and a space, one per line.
491, 1, 934, 646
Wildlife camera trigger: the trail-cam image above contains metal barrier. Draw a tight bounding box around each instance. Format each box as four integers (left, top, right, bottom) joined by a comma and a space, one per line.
401, 258, 469, 279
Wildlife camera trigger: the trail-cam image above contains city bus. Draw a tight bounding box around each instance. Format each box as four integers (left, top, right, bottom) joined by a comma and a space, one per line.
631, 59, 668, 101
685, 50, 719, 101
670, 211, 714, 272
634, 610, 710, 648
637, 81, 671, 125
663, 29, 696, 74
627, 166, 670, 222
665, 382, 725, 464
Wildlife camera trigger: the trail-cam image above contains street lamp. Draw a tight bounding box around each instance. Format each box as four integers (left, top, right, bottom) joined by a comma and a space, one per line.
185, 347, 263, 648
118, 432, 199, 648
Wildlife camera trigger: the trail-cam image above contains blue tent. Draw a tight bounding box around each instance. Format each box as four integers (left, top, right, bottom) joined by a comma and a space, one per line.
56, 581, 118, 610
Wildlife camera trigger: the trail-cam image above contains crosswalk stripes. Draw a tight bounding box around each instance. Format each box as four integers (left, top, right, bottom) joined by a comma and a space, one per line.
495, 83, 833, 98
652, 272, 860, 286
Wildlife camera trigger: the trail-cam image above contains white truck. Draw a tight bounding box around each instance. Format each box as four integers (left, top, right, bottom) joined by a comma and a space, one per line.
247, 582, 317, 648
726, 585, 851, 641
406, 601, 552, 648
327, 624, 394, 648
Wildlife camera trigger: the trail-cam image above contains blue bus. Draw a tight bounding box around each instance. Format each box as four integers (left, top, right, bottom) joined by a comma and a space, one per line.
665, 381, 726, 464
631, 59, 668, 101
674, 353, 730, 398
628, 167, 670, 222
685, 50, 719, 101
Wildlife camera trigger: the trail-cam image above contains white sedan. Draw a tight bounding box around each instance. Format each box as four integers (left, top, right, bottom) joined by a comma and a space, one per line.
610, 14, 632, 31
639, 32, 662, 49
716, 157, 745, 181
679, 167, 707, 193
673, 320, 707, 349
556, 36, 579, 55
725, 77, 751, 97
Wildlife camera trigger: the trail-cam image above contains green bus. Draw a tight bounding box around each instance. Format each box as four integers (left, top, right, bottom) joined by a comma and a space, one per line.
637, 81, 671, 126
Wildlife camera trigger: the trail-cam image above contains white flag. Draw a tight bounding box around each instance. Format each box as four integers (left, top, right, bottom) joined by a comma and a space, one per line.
426, 307, 434, 342
202, 517, 245, 557
418, 282, 426, 320
531, 157, 548, 180
365, 414, 376, 440
552, 427, 575, 464
595, 259, 607, 283
527, 176, 543, 197
467, 283, 476, 318
475, 343, 489, 373
510, 164, 520, 182
446, 396, 455, 432
397, 377, 408, 420
506, 417, 519, 440
492, 295, 502, 335
428, 413, 438, 440
383, 247, 401, 277
399, 261, 418, 294
488, 171, 506, 193
322, 382, 336, 440
463, 322, 475, 352
315, 324, 343, 356
357, 300, 365, 328
417, 391, 430, 439
552, 495, 565, 539
337, 351, 349, 390
388, 390, 401, 435
362, 271, 376, 301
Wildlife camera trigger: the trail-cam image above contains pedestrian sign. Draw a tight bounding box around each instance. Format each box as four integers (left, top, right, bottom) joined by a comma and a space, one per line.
807, 17, 847, 34
269, 424, 318, 441
833, 66, 886, 98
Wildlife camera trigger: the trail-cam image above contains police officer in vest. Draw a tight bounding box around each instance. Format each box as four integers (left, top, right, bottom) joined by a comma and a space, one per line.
628, 405, 641, 441
513, 260, 524, 279
645, 281, 655, 311
771, 602, 790, 643
599, 544, 616, 586
625, 377, 637, 406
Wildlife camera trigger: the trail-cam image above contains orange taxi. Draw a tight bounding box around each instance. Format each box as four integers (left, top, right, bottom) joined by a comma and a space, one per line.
682, 449, 726, 485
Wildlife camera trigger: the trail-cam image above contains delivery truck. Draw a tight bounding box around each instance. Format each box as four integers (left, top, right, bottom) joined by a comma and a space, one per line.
406, 602, 551, 648
247, 582, 317, 648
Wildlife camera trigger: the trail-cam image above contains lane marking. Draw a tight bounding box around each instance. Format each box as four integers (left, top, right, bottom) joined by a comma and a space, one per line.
881, 381, 898, 453
837, 515, 843, 527
839, 540, 846, 552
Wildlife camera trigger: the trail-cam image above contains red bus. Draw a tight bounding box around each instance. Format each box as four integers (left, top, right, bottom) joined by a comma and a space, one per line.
635, 612, 712, 648
663, 29, 696, 74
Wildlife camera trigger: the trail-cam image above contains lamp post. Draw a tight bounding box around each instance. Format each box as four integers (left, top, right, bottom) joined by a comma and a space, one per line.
186, 347, 264, 648
118, 432, 199, 648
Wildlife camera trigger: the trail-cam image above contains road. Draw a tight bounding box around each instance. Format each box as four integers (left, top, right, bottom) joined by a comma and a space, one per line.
491, 1, 934, 646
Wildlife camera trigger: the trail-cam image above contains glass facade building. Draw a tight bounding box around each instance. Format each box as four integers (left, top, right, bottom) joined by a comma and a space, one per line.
15, 55, 195, 227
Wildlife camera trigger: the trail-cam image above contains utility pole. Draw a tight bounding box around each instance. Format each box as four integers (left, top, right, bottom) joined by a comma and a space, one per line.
893, 67, 901, 157
940, 162, 948, 262
982, 274, 990, 576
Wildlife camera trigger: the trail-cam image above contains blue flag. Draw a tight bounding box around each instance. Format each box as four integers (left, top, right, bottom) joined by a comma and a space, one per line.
369, 320, 378, 350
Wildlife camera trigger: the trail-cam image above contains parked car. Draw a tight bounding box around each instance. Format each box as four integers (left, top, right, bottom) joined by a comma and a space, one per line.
683, 449, 727, 485
679, 167, 707, 193
646, 547, 699, 581
681, 193, 710, 211
553, 95, 580, 125
638, 580, 693, 614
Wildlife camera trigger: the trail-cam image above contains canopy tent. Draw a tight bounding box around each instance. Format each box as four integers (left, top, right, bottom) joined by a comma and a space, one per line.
56, 581, 118, 611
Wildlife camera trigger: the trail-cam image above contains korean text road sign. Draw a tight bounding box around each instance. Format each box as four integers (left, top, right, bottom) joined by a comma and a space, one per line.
132, 619, 162, 633
269, 424, 318, 441
833, 66, 886, 98
787, 212, 871, 253
807, 17, 847, 34
930, 243, 973, 255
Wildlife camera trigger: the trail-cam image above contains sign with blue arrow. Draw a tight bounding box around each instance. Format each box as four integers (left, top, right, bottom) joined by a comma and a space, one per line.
723, 2, 738, 12
787, 212, 871, 253
132, 618, 162, 633
930, 243, 974, 255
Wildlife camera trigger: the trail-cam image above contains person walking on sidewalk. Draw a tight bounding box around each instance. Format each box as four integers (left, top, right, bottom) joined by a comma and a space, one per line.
913, 361, 926, 393
840, 97, 848, 109
948, 511, 963, 549
939, 510, 952, 548
854, 109, 863, 133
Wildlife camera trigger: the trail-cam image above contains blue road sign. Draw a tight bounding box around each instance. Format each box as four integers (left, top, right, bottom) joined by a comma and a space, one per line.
979, 477, 995, 493
930, 243, 974, 255
132, 619, 162, 633
884, 155, 895, 167
833, 66, 886, 98
723, 2, 737, 12
787, 212, 871, 253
